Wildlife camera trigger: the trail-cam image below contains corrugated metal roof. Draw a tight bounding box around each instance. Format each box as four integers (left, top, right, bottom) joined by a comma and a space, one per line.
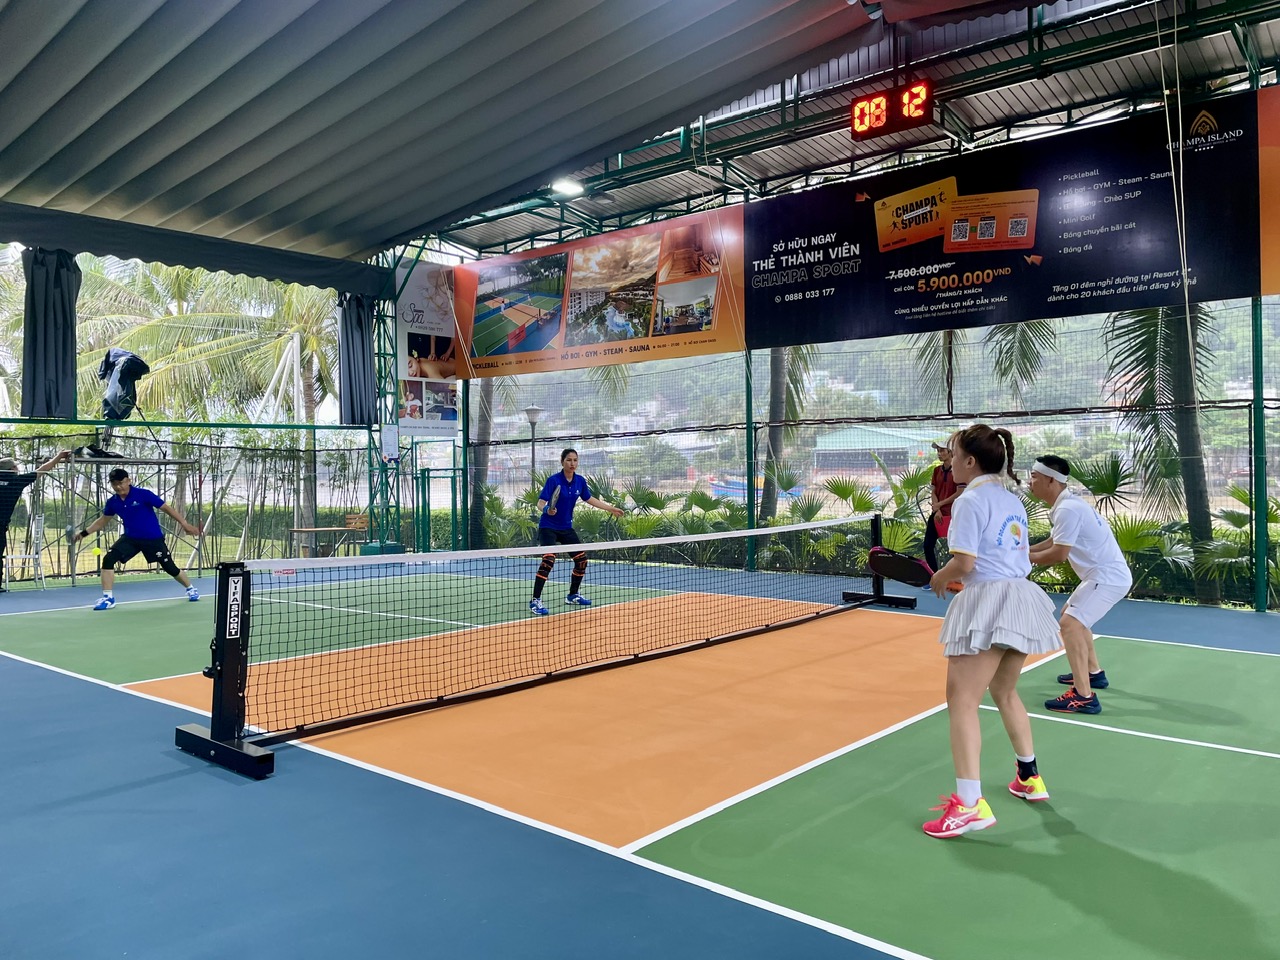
4, 0, 1274, 267
816, 424, 943, 450
444, 0, 1280, 253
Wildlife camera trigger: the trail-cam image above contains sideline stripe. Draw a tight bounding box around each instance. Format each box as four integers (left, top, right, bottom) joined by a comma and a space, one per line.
622, 649, 1070, 852
300, 743, 937, 960
0, 649, 933, 960
1094, 632, 1280, 657
980, 703, 1280, 759
0, 594, 195, 616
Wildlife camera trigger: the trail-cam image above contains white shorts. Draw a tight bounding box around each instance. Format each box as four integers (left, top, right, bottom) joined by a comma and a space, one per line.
1062, 580, 1130, 630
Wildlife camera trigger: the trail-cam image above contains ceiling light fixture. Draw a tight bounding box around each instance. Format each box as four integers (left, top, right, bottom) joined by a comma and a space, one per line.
550, 178, 584, 197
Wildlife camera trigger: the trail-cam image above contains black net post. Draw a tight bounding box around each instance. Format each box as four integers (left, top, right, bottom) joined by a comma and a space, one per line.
175, 562, 274, 778
843, 513, 917, 610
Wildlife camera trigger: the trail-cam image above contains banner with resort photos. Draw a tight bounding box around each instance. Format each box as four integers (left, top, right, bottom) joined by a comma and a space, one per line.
450, 89, 1269, 372
394, 259, 461, 436
451, 208, 746, 378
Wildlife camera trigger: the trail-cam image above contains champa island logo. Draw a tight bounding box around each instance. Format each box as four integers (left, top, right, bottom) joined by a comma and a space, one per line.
1168, 109, 1244, 152
1188, 110, 1218, 136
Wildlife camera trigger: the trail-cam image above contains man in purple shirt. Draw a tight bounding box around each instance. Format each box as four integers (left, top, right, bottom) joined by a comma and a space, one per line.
72, 467, 203, 610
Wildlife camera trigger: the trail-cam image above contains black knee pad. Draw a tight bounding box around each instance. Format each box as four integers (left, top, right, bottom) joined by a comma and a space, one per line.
101, 546, 129, 567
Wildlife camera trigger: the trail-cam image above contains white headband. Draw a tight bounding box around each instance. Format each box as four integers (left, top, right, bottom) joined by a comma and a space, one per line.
1031, 461, 1070, 484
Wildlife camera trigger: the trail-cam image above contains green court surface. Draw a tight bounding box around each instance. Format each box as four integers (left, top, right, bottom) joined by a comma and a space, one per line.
0, 598, 211, 683
472, 314, 518, 355
638, 644, 1280, 960
1027, 637, 1280, 752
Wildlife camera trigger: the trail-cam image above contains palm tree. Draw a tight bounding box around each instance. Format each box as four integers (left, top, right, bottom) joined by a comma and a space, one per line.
758, 344, 819, 524
71, 260, 340, 546
1103, 303, 1220, 603
911, 320, 1057, 412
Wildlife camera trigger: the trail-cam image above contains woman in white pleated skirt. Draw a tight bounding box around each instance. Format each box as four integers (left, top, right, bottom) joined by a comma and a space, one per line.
920, 425, 1062, 839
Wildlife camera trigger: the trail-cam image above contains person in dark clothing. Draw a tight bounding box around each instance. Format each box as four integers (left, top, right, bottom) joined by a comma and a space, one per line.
923, 441, 963, 574
72, 467, 203, 610
528, 448, 624, 615
0, 450, 72, 592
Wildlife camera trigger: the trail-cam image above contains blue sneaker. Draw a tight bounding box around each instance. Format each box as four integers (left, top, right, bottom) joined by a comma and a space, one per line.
1058, 670, 1108, 689
529, 598, 549, 616
1045, 687, 1101, 714
93, 595, 116, 611
186, 587, 200, 602
565, 593, 592, 606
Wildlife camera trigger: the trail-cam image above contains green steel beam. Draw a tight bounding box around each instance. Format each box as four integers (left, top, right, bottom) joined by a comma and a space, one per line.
370, 254, 401, 547
439, 0, 1280, 253
1251, 298, 1270, 611
1232, 21, 1263, 87
0, 415, 363, 432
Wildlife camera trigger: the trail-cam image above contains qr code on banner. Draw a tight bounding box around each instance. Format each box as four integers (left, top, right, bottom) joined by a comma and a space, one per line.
1008, 217, 1029, 238
950, 219, 970, 242
978, 217, 997, 240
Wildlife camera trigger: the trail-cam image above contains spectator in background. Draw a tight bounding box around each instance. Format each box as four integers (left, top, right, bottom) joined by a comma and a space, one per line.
922, 441, 963, 577
1, 450, 72, 592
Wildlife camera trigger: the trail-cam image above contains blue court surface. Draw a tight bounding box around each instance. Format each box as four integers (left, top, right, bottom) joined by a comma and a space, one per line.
0, 654, 898, 960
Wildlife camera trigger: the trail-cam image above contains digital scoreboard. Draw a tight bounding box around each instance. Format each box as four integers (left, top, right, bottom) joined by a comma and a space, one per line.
850, 79, 934, 140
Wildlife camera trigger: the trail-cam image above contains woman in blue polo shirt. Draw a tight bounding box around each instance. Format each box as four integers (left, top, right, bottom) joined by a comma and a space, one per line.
72, 467, 204, 610
529, 448, 624, 616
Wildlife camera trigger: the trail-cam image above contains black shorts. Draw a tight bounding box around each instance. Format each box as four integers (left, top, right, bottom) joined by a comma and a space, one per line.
103, 536, 173, 567
538, 527, 582, 547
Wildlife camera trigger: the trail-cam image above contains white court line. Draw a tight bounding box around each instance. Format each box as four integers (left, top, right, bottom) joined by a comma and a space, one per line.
0, 649, 935, 960
621, 649, 1069, 853
0, 649, 212, 717
1094, 632, 1280, 657
0, 594, 195, 616
296, 742, 937, 960
620, 702, 951, 854
981, 703, 1280, 760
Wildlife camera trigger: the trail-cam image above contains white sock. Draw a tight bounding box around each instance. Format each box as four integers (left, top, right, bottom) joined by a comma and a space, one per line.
1016, 754, 1035, 763
103, 590, 113, 598
956, 778, 982, 807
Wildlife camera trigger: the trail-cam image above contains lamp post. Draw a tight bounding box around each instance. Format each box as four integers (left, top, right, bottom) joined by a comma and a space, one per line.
523, 404, 543, 483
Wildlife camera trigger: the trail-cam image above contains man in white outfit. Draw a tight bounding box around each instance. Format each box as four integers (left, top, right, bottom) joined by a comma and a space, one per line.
1027, 455, 1133, 715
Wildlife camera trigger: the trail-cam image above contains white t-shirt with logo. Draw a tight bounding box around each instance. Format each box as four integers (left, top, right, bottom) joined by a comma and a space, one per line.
1050, 490, 1132, 587
946, 477, 1031, 583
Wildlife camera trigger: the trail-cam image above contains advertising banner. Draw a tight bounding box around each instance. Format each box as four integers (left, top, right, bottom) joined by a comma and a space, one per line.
744, 91, 1261, 348
453, 208, 746, 378
394, 260, 460, 437
1258, 86, 1280, 294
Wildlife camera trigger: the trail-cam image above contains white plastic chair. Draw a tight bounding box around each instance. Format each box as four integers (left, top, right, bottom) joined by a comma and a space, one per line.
3, 514, 46, 590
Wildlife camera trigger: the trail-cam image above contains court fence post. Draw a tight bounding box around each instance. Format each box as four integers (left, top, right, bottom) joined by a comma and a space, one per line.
175, 561, 275, 778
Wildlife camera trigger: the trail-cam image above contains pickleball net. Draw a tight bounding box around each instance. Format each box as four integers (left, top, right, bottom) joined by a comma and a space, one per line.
178, 514, 890, 776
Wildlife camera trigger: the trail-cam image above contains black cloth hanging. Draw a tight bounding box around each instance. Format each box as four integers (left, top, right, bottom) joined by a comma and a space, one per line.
338, 292, 378, 426
98, 348, 150, 420
20, 247, 81, 419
